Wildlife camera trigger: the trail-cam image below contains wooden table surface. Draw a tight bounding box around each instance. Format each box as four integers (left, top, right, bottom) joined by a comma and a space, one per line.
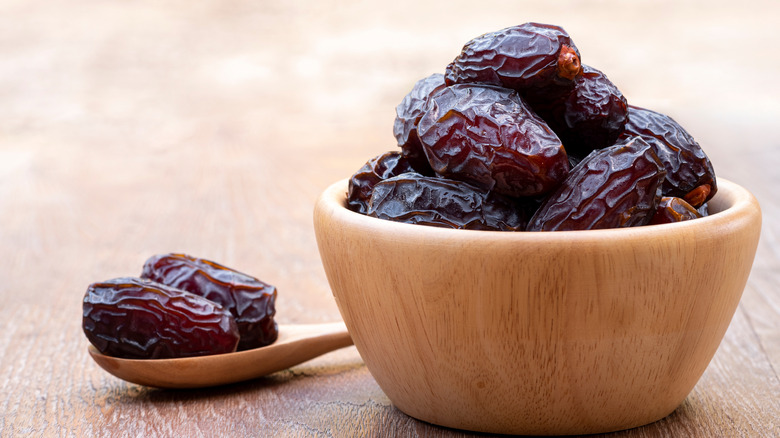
2, 1, 778, 436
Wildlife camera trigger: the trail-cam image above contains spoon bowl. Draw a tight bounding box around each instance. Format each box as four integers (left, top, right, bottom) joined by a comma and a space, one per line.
88, 322, 352, 388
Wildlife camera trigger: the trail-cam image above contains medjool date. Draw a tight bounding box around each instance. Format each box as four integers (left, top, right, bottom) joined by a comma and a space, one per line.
444, 23, 582, 103
347, 151, 416, 214
649, 196, 702, 225
367, 173, 527, 231
141, 253, 277, 351
619, 105, 716, 206
683, 184, 711, 208
527, 136, 666, 231
417, 84, 570, 197
393, 73, 446, 173
543, 65, 628, 159
83, 277, 239, 359
346, 23, 718, 232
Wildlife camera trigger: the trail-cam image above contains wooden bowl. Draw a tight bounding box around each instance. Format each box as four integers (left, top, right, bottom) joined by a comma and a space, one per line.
313, 178, 761, 435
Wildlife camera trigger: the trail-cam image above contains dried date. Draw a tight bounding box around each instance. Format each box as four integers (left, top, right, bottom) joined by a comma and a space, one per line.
619, 105, 716, 206
367, 173, 527, 231
83, 277, 240, 359
543, 65, 628, 159
141, 253, 278, 351
444, 22, 582, 104
649, 196, 702, 225
527, 136, 666, 231
393, 73, 446, 173
417, 84, 570, 197
682, 184, 711, 208
697, 202, 709, 217
347, 151, 416, 214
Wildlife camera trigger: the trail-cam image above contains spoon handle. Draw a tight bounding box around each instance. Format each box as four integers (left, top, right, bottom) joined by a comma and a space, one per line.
272, 321, 354, 363
279, 321, 351, 345
197, 322, 355, 386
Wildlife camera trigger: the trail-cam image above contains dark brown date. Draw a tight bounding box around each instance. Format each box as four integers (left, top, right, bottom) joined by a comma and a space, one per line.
697, 202, 709, 217
444, 23, 582, 102
543, 65, 628, 159
82, 277, 239, 359
141, 253, 277, 351
527, 136, 666, 231
683, 184, 711, 208
417, 84, 570, 197
393, 73, 446, 173
649, 196, 702, 225
619, 105, 716, 206
367, 173, 527, 231
347, 151, 416, 214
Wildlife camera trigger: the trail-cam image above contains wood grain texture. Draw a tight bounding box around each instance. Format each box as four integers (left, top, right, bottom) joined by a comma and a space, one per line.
314, 179, 762, 435
1, 0, 778, 436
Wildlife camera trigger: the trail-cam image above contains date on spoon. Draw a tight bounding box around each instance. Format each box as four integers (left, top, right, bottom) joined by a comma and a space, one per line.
87, 322, 352, 389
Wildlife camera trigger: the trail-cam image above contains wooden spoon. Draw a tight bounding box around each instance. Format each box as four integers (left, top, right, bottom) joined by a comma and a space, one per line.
87, 322, 353, 389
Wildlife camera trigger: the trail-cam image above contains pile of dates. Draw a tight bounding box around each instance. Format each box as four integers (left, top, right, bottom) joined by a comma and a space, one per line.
348, 23, 716, 231
82, 253, 278, 359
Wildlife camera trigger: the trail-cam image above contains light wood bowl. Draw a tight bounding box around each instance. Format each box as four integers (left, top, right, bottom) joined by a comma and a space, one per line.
313, 178, 761, 435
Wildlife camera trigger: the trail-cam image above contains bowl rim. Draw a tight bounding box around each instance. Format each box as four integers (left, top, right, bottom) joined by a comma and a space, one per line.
316, 177, 761, 244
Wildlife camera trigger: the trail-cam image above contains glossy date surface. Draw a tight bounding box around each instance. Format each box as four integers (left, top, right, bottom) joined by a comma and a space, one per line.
347, 151, 416, 214
351, 22, 717, 232
527, 136, 666, 231
393, 73, 446, 173
367, 173, 527, 231
83, 277, 240, 359
619, 105, 716, 206
141, 253, 278, 351
417, 84, 570, 197
444, 22, 582, 99
545, 65, 628, 159
649, 196, 702, 225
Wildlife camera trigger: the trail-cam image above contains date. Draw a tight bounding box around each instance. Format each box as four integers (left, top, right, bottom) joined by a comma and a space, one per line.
619, 105, 716, 206
347, 151, 416, 215
367, 173, 527, 231
444, 22, 582, 103
417, 84, 570, 197
697, 202, 710, 217
649, 196, 702, 225
82, 277, 240, 359
141, 253, 278, 351
350, 23, 717, 231
393, 73, 446, 173
683, 184, 711, 208
527, 136, 666, 231
543, 65, 628, 159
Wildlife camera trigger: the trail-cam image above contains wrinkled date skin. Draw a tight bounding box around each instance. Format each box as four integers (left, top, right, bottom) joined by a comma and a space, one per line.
649, 196, 702, 225
393, 73, 446, 173
367, 173, 527, 231
444, 22, 582, 103
347, 151, 416, 214
83, 277, 240, 359
619, 105, 716, 206
527, 136, 666, 231
545, 65, 628, 159
142, 253, 278, 351
347, 23, 717, 231
417, 84, 570, 197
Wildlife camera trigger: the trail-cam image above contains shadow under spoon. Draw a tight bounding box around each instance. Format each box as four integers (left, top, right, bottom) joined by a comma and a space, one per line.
87, 322, 353, 389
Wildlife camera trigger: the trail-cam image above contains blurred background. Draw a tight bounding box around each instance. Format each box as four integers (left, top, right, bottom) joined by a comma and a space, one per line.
2, 0, 777, 313
1, 1, 778, 434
